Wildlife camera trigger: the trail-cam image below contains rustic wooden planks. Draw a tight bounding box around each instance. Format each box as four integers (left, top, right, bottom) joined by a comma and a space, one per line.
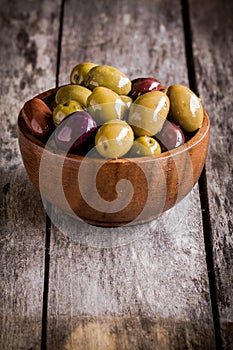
190, 0, 233, 348
0, 0, 60, 348
47, 0, 215, 348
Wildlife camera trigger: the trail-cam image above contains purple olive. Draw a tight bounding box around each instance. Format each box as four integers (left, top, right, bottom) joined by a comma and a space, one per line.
129, 77, 161, 100
155, 120, 185, 151
54, 111, 97, 154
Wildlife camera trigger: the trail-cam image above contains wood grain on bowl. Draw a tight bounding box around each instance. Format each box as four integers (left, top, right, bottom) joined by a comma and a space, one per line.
18, 88, 210, 227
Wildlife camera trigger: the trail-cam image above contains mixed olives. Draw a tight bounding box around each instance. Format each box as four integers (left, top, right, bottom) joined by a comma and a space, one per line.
21, 62, 205, 159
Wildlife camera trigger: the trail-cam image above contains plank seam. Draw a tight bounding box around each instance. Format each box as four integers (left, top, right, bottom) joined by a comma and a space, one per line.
41, 1, 65, 348
56, 0, 65, 87
41, 206, 51, 350
180, 1, 222, 349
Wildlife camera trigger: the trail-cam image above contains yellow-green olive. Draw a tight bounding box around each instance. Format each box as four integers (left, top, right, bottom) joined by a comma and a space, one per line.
129, 136, 161, 157
55, 84, 92, 107
120, 95, 133, 108
85, 65, 131, 95
120, 95, 133, 119
53, 100, 83, 127
167, 84, 204, 132
95, 119, 134, 159
70, 62, 98, 85
87, 86, 126, 124
128, 90, 170, 136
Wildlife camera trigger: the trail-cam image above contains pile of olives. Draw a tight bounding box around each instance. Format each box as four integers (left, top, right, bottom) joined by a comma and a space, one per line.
22, 62, 204, 159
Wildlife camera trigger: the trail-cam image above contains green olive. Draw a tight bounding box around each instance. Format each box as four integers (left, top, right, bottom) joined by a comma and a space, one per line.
129, 136, 161, 157
55, 84, 92, 107
120, 95, 133, 119
120, 95, 133, 108
87, 86, 126, 124
128, 90, 170, 136
53, 100, 83, 127
70, 62, 98, 85
85, 65, 131, 95
167, 84, 204, 132
95, 119, 134, 159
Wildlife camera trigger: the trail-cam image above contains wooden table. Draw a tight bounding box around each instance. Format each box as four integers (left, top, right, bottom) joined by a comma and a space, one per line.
0, 0, 232, 349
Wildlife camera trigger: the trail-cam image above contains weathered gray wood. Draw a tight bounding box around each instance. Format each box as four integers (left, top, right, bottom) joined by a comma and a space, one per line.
0, 169, 45, 350
48, 196, 215, 349
190, 0, 233, 348
0, 0, 60, 348
47, 0, 215, 348
59, 0, 189, 86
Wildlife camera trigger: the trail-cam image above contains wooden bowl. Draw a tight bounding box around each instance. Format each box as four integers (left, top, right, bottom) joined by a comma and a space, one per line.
18, 87, 210, 227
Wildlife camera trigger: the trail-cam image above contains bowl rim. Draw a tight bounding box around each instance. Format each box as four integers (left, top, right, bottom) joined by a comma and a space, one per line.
18, 86, 210, 164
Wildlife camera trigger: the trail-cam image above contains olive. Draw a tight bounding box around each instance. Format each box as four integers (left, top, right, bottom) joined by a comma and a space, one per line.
70, 62, 98, 85
120, 95, 133, 119
87, 86, 126, 124
21, 97, 54, 138
55, 84, 92, 107
95, 119, 134, 159
120, 95, 133, 108
167, 84, 204, 132
129, 136, 161, 157
155, 120, 185, 150
129, 77, 161, 100
128, 90, 170, 136
54, 111, 97, 154
85, 65, 131, 95
53, 100, 83, 127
